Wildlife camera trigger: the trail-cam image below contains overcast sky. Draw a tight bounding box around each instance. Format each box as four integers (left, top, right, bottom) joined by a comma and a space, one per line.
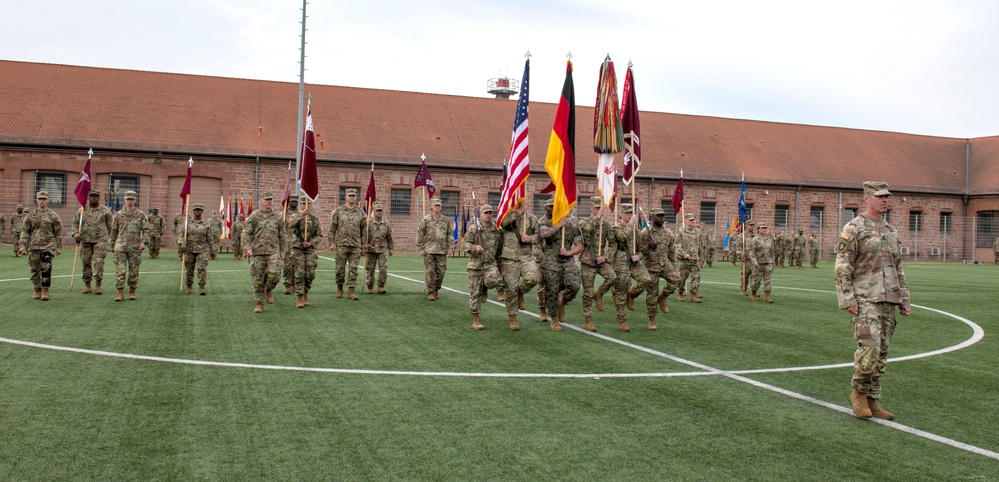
4, 0, 998, 138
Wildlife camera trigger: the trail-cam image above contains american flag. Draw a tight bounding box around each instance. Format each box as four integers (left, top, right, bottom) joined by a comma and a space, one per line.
496, 57, 530, 226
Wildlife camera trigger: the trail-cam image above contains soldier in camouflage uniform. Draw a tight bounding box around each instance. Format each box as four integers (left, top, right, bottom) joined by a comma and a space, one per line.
0, 212, 5, 244
417, 197, 451, 301
835, 181, 910, 420
608, 204, 653, 332
579, 196, 617, 332
180, 204, 217, 295
147, 207, 165, 259
994, 237, 999, 264
72, 189, 113, 294
282, 197, 299, 294
365, 203, 394, 294
243, 192, 286, 313
329, 188, 367, 300
462, 204, 503, 330
109, 190, 148, 301
700, 223, 715, 267
737, 221, 757, 295
729, 227, 741, 267
231, 213, 245, 260
675, 213, 703, 303
807, 230, 820, 268
538, 199, 583, 332
634, 208, 681, 330
791, 229, 806, 268
19, 192, 63, 300
11, 204, 27, 257
173, 211, 185, 260
748, 223, 775, 303
288, 196, 322, 308
498, 200, 540, 330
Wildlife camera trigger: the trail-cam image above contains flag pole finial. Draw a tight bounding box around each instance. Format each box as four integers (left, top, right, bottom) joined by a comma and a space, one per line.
525, 50, 531, 59
88, 148, 93, 158
604, 53, 611, 62
421, 153, 426, 162
628, 60, 634, 68
188, 157, 194, 167
566, 50, 573, 60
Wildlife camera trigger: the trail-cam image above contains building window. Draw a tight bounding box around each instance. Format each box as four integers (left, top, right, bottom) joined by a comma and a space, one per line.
390, 188, 411, 216
939, 212, 953, 234
440, 190, 460, 218
34, 171, 67, 207
810, 206, 825, 230
976, 211, 998, 248
660, 200, 677, 226
842, 207, 858, 223
109, 174, 139, 199
909, 210, 923, 233
743, 203, 754, 224
532, 194, 552, 217
775, 204, 790, 228
699, 202, 716, 225
487, 192, 502, 208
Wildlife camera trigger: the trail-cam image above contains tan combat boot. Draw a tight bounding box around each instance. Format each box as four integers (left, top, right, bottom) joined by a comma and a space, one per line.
186, 285, 193, 295
595, 289, 606, 312
558, 304, 566, 322
584, 315, 597, 332
32, 289, 41, 300
689, 292, 701, 303
750, 291, 758, 301
626, 290, 636, 311
378, 287, 386, 294
265, 290, 274, 304
764, 291, 774, 303
284, 286, 293, 295
649, 315, 657, 331
94, 280, 102, 295
508, 314, 520, 331
83, 281, 92, 294
617, 314, 630, 332
254, 302, 264, 313
347, 286, 358, 300
472, 313, 484, 330
128, 288, 137, 300
539, 310, 548, 323
850, 389, 872, 418
199, 286, 206, 296
867, 397, 894, 420
517, 292, 526, 310
40, 288, 50, 301
336, 284, 344, 298
550, 318, 563, 332
296, 294, 305, 309
367, 286, 373, 294
496, 289, 506, 301
115, 288, 125, 302
428, 291, 437, 301
677, 292, 685, 302
658, 292, 669, 313
303, 292, 310, 306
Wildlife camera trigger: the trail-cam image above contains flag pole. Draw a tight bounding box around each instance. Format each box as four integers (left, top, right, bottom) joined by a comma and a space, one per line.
179, 193, 190, 291
70, 206, 83, 290
293, 0, 308, 200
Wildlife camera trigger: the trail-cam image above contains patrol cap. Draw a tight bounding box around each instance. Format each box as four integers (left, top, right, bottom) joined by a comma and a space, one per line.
431, 198, 442, 206
260, 191, 274, 200
124, 191, 138, 200
684, 213, 696, 221
620, 203, 634, 214
88, 189, 101, 196
589, 196, 603, 207
345, 188, 358, 196
650, 208, 665, 215
863, 181, 892, 196
373, 203, 384, 211
288, 197, 298, 204
151, 207, 159, 211
543, 199, 555, 207
747, 219, 756, 226
299, 196, 311, 203
16, 204, 24, 208
480, 204, 494, 213
36, 191, 49, 199
192, 203, 204, 210
758, 223, 769, 229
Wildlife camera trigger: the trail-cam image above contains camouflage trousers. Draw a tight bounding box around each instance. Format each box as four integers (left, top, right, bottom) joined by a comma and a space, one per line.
148, 235, 162, 258
250, 254, 282, 303
705, 248, 715, 265
365, 251, 389, 289
114, 250, 142, 289
740, 260, 752, 292
643, 263, 681, 316
423, 253, 447, 294
500, 256, 540, 315
542, 261, 581, 320
183, 251, 209, 288
775, 250, 786, 266
676, 258, 701, 295
335, 246, 362, 288
289, 247, 317, 295
467, 265, 502, 314
809, 249, 819, 265
28, 250, 55, 290
791, 248, 804, 267
80, 241, 108, 283
232, 236, 242, 260
750, 263, 773, 292
851, 302, 898, 399
612, 258, 652, 316
580, 262, 616, 316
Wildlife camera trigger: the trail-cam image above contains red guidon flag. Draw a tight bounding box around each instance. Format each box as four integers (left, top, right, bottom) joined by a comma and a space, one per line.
179, 157, 193, 211
621, 64, 641, 185
74, 148, 94, 206
542, 60, 576, 225
298, 105, 319, 202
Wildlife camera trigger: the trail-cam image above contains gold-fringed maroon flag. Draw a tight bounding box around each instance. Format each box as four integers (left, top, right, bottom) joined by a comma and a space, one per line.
74, 148, 94, 206
621, 64, 641, 185
542, 59, 576, 225
414, 158, 436, 198
594, 56, 622, 205
298, 104, 320, 202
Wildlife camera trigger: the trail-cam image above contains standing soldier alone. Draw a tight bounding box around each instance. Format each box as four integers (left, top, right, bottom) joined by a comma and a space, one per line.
11, 204, 27, 257
19, 192, 63, 300
231, 213, 246, 261
462, 204, 503, 330
675, 213, 703, 303
180, 203, 217, 295
243, 192, 286, 313
147, 207, 165, 259
807, 231, 821, 268
417, 198, 451, 301
109, 191, 148, 301
791, 229, 806, 268
365, 203, 394, 294
328, 188, 366, 300
72, 189, 113, 294
748, 223, 776, 303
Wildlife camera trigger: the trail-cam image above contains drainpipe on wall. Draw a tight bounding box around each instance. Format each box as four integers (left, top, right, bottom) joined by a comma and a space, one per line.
794, 186, 801, 233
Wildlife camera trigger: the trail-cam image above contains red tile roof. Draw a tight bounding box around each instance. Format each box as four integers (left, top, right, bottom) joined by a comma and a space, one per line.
1, 60, 994, 195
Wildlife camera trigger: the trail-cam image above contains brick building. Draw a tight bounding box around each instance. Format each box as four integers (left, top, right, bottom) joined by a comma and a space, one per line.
2, 60, 997, 261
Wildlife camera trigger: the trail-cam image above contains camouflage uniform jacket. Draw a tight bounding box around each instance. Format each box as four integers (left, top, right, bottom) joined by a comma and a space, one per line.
611, 221, 644, 262
792, 234, 806, 251
579, 215, 617, 267
366, 218, 393, 254
282, 208, 299, 245
230, 219, 244, 242
462, 220, 502, 270
72, 205, 113, 244
0, 214, 5, 235
834, 214, 909, 309
289, 213, 323, 248
147, 214, 165, 237
209, 217, 223, 240
328, 206, 367, 248
243, 209, 286, 255
417, 213, 452, 255
640, 224, 677, 272
806, 236, 819, 253
675, 226, 702, 260
182, 218, 218, 255
173, 213, 183, 235
700, 229, 714, 256
538, 215, 583, 269
20, 209, 63, 252
110, 208, 148, 252
11, 211, 27, 239
749, 234, 775, 265
498, 211, 539, 260
774, 233, 788, 253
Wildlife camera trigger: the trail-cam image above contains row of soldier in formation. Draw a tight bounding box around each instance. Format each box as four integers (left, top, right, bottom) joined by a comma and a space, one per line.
729, 226, 822, 269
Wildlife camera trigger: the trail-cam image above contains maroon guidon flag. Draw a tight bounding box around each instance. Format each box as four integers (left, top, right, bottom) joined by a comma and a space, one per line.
670, 170, 684, 215
74, 148, 94, 206
298, 105, 320, 201
365, 162, 377, 204
179, 157, 193, 211
414, 156, 436, 198
621, 65, 641, 185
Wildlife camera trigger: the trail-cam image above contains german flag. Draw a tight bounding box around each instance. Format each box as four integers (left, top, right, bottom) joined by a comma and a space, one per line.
543, 60, 576, 225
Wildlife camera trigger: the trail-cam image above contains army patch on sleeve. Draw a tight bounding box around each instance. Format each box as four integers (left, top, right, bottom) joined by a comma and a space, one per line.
836, 236, 849, 253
